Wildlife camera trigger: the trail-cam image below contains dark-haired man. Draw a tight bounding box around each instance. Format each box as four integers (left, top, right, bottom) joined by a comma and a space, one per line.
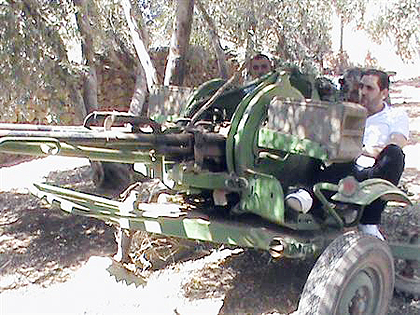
359, 69, 408, 157
249, 53, 272, 79
288, 69, 409, 240
355, 69, 408, 238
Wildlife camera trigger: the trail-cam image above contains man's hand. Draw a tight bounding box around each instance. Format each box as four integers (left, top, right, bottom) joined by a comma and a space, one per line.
389, 132, 408, 148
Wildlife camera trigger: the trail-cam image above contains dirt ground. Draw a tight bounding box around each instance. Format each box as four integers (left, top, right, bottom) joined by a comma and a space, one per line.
0, 82, 419, 314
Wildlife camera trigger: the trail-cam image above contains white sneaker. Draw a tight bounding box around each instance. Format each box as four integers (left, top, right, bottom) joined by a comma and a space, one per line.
358, 224, 385, 241
285, 189, 313, 213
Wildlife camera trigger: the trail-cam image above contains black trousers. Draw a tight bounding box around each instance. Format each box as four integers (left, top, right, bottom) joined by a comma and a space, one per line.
315, 144, 405, 224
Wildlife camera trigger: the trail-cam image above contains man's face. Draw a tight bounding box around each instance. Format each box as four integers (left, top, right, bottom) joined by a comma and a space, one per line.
249, 58, 271, 78
359, 75, 388, 115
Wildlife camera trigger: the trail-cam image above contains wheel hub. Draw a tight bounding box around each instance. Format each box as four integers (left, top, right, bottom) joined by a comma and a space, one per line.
349, 286, 369, 314
340, 270, 376, 315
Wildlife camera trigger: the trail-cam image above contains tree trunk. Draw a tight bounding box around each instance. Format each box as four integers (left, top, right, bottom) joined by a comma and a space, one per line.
245, 2, 256, 61
164, 0, 195, 86
82, 68, 98, 114
119, 0, 154, 116
196, 0, 229, 80
130, 65, 148, 116
69, 84, 86, 124
74, 0, 98, 114
121, 0, 157, 92
340, 15, 344, 53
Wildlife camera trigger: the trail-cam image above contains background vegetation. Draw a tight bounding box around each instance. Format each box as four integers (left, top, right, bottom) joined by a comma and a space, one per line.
0, 0, 418, 124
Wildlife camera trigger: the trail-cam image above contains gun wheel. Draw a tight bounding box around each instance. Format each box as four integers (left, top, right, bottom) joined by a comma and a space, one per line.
394, 233, 420, 298
382, 204, 420, 298
395, 272, 420, 299
298, 231, 394, 314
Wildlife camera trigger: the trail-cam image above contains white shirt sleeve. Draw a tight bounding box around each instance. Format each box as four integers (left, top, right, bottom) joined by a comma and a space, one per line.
363, 105, 409, 148
388, 107, 409, 140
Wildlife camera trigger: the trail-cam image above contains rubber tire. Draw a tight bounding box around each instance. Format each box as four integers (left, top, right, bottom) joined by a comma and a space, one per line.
298, 231, 394, 315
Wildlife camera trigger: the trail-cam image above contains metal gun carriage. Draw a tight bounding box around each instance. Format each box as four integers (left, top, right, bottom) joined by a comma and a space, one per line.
0, 71, 418, 314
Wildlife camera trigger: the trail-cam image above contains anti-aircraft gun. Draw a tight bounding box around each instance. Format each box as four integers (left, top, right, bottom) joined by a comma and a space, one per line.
0, 71, 418, 313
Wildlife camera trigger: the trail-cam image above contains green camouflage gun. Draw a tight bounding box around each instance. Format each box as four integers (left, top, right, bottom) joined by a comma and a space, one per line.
0, 71, 417, 312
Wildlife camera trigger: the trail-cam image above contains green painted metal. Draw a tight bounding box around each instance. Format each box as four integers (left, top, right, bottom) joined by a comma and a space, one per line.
183, 78, 226, 116
225, 72, 281, 173
0, 72, 414, 265
389, 242, 420, 261
0, 136, 156, 163
232, 78, 304, 176
313, 177, 413, 229
338, 267, 378, 314
313, 182, 345, 227
31, 182, 330, 258
233, 84, 287, 223
227, 75, 305, 225
332, 177, 412, 206
257, 129, 328, 161
238, 170, 285, 225
170, 164, 247, 191
263, 98, 366, 163
0, 124, 195, 165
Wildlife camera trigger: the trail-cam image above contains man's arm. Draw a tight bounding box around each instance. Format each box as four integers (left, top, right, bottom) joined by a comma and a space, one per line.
362, 145, 384, 159
362, 132, 408, 158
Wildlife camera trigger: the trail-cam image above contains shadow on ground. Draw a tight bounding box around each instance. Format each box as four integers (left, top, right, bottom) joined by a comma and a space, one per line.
0, 191, 117, 290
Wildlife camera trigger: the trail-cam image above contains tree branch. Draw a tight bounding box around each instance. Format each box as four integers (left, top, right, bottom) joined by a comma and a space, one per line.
189, 58, 249, 126
74, 0, 98, 113
196, 0, 229, 80
164, 0, 194, 86
121, 0, 157, 91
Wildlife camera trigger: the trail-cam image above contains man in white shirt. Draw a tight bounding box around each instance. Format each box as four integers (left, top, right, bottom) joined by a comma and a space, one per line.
359, 69, 409, 158
353, 69, 409, 239
296, 69, 409, 239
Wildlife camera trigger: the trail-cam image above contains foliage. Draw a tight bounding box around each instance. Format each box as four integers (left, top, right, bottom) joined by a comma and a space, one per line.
139, 0, 175, 48
140, 0, 334, 75
366, 0, 420, 61
332, 0, 419, 62
89, 0, 137, 56
1, 0, 418, 125
0, 0, 144, 124
323, 51, 353, 75
198, 0, 333, 73
332, 0, 366, 26
0, 0, 80, 124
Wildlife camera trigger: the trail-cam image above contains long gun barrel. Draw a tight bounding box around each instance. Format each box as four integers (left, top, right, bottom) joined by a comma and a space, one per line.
0, 113, 194, 164
0, 74, 278, 166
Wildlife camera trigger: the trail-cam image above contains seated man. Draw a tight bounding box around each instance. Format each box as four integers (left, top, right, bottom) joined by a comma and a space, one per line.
248, 53, 272, 79
287, 69, 409, 240
339, 67, 363, 103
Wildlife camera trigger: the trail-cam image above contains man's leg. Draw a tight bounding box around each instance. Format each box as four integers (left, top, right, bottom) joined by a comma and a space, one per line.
355, 144, 405, 186
357, 145, 405, 238
360, 198, 387, 224
316, 162, 355, 184
357, 144, 405, 223
292, 145, 404, 231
